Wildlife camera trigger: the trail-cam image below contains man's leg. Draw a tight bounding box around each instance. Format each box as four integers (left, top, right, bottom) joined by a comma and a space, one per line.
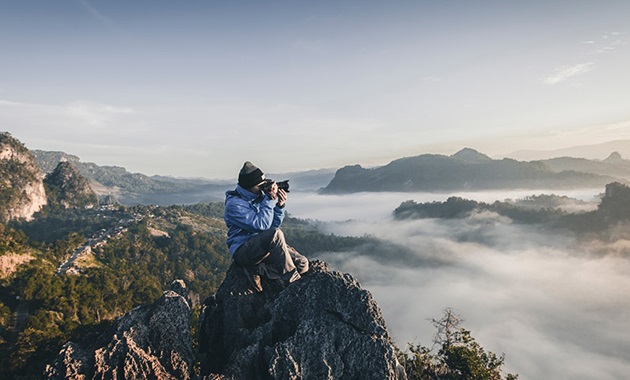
233, 228, 297, 280
287, 246, 309, 275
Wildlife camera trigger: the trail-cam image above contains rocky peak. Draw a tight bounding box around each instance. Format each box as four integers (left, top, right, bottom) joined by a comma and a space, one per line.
199, 260, 405, 379
44, 161, 98, 209
0, 132, 47, 222
451, 148, 492, 163
45, 261, 406, 379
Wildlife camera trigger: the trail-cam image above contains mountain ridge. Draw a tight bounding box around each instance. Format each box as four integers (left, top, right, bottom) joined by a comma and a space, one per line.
321, 148, 623, 194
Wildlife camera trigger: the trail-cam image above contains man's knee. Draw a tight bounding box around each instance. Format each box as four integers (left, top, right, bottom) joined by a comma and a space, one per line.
269, 227, 286, 245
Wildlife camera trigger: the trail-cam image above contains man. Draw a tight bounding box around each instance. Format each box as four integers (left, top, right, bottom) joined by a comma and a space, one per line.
224, 161, 309, 292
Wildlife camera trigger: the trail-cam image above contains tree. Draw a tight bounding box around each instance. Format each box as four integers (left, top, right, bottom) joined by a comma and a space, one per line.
399, 308, 518, 380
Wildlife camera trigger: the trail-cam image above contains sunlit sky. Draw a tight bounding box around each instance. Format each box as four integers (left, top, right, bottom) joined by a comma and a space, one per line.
2, 1, 630, 178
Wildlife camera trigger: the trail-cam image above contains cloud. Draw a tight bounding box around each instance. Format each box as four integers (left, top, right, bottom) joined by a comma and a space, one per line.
287, 190, 630, 380
543, 62, 594, 85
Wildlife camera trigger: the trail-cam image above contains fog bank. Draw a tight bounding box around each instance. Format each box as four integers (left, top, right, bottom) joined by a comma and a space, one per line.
287, 189, 629, 380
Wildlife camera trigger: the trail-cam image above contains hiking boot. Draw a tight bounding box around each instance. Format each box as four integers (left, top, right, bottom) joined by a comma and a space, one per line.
243, 266, 263, 293
282, 268, 301, 286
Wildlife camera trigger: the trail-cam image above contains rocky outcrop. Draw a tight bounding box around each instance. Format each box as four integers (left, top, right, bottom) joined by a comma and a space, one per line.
199, 260, 406, 380
45, 262, 406, 380
44, 280, 194, 379
44, 161, 98, 209
0, 132, 47, 222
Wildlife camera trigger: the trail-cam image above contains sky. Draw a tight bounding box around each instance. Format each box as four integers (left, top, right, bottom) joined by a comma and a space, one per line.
2, 0, 630, 178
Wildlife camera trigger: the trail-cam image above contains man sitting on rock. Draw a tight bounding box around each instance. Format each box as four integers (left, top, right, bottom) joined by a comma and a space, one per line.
224, 161, 309, 292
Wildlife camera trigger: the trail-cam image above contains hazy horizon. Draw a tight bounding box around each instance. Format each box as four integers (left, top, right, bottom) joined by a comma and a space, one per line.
2, 1, 630, 178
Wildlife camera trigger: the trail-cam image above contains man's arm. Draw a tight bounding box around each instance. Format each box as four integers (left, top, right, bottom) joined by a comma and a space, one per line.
226, 196, 277, 232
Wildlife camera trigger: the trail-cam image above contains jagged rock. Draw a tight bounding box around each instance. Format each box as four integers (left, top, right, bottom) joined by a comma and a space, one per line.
199, 260, 406, 380
0, 132, 47, 222
44, 280, 194, 379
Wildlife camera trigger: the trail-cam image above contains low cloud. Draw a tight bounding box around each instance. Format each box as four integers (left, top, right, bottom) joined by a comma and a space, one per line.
288, 190, 630, 380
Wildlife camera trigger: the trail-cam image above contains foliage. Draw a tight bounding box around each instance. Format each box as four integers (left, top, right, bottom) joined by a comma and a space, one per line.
0, 224, 29, 257
398, 308, 518, 380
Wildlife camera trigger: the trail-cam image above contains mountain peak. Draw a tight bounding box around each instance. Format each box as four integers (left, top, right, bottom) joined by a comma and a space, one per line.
199, 260, 404, 379
604, 151, 624, 163
44, 161, 98, 209
451, 148, 492, 163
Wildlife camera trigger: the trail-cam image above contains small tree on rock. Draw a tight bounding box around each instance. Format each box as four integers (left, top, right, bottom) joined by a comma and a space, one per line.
399, 307, 518, 380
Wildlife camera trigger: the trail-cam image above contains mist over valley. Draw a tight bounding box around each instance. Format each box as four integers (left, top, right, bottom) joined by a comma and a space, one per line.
287, 188, 630, 380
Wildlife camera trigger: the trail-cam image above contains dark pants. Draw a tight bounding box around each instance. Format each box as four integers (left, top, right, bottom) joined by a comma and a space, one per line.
233, 228, 309, 280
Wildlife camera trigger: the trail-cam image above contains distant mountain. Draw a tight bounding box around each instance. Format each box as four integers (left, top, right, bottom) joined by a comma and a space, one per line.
504, 139, 630, 161
32, 150, 336, 204
321, 148, 621, 194
537, 152, 630, 180
32, 150, 230, 205
0, 132, 47, 222
44, 161, 98, 210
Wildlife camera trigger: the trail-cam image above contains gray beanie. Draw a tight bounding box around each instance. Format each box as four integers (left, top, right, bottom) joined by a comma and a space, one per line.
238, 161, 265, 188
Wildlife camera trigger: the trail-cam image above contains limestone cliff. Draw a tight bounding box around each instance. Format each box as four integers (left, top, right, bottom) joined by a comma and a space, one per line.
0, 132, 47, 222
45, 262, 406, 379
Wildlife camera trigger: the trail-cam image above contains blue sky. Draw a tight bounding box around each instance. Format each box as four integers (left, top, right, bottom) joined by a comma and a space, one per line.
2, 1, 630, 178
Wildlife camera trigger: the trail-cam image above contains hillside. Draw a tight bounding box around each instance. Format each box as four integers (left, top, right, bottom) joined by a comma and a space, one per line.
321, 148, 619, 194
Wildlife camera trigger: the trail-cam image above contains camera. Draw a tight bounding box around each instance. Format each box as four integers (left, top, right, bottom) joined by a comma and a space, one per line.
261, 179, 290, 193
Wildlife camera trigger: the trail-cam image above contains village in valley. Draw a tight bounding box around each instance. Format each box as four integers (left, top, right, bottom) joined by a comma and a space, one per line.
55, 205, 144, 275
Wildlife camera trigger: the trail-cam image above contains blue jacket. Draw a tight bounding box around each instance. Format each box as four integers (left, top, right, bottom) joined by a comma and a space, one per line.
224, 185, 285, 256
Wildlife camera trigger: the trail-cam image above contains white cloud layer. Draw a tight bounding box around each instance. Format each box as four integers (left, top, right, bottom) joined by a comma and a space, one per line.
287, 190, 630, 380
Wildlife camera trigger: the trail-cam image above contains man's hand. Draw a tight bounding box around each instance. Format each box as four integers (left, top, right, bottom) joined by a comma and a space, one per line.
277, 189, 287, 207
267, 182, 278, 200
